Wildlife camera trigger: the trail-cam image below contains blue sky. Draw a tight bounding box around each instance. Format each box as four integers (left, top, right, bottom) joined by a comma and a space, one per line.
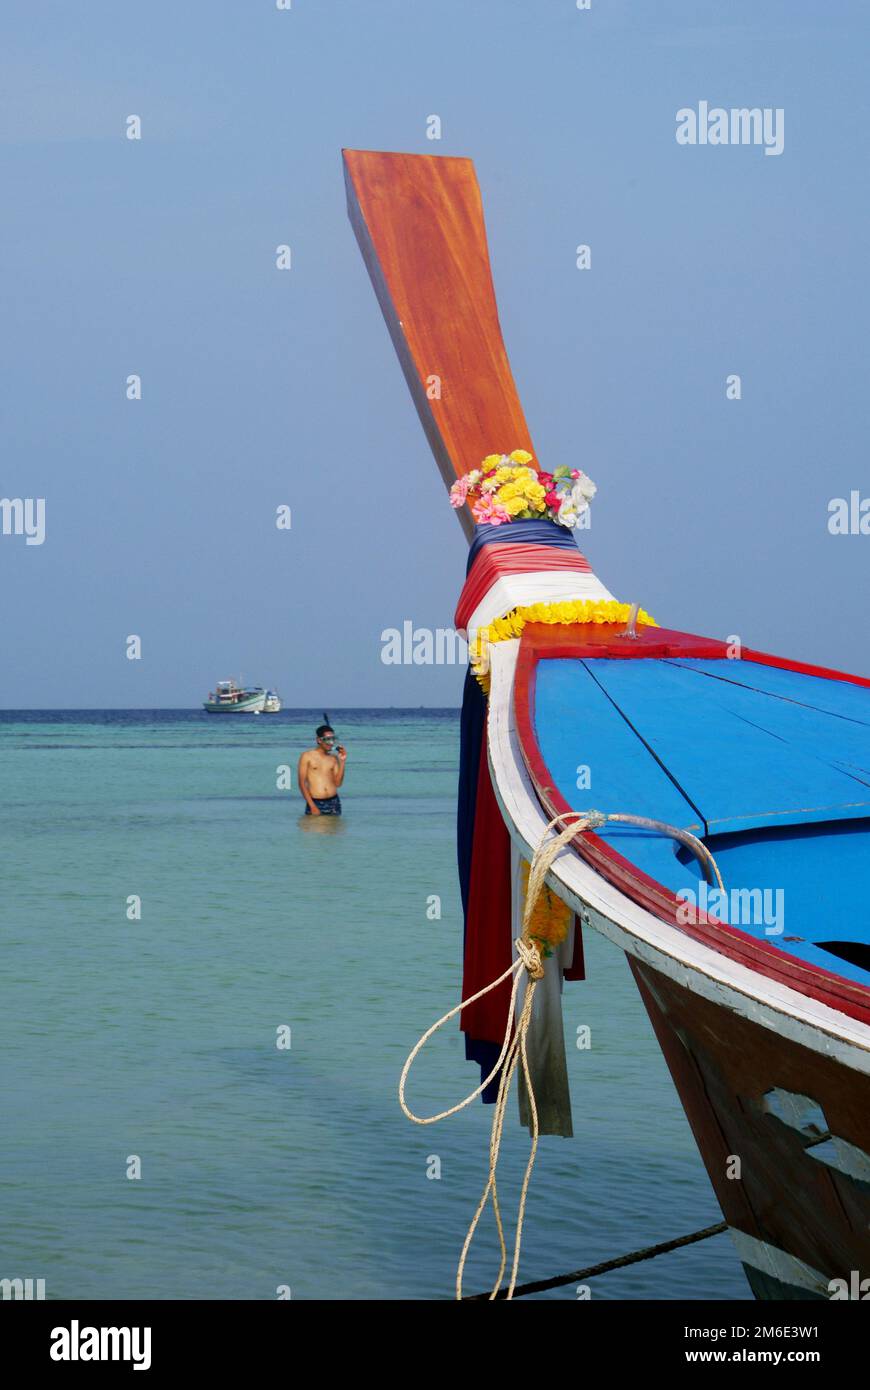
2, 0, 867, 706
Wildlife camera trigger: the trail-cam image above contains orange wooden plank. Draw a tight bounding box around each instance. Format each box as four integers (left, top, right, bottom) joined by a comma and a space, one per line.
343, 149, 536, 539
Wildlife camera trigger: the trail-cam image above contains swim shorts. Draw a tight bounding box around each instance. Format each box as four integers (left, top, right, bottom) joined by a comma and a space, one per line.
305, 795, 342, 816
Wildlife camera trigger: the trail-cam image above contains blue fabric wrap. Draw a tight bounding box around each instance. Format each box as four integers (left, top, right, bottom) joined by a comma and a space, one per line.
456, 664, 502, 1102
465, 518, 581, 575
457, 665, 486, 919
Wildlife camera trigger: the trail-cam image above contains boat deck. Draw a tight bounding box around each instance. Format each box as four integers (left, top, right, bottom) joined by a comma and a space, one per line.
532, 656, 870, 989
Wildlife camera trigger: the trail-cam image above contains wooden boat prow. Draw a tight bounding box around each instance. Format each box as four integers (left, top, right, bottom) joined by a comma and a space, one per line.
344, 149, 535, 536
344, 147, 870, 1300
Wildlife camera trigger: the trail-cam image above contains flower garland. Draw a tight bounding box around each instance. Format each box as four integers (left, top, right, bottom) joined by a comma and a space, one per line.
468, 598, 658, 692
450, 450, 596, 529
520, 859, 573, 958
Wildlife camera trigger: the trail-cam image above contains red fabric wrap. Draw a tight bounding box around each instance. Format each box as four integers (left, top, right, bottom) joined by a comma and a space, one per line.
454, 543, 591, 633
460, 721, 586, 1048
460, 721, 514, 1044
564, 915, 586, 981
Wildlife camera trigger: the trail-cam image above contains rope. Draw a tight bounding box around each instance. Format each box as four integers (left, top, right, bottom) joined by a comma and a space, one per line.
463, 1221, 728, 1301
398, 809, 725, 1302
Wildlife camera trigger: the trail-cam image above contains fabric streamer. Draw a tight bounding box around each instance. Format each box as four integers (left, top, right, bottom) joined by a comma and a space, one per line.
465, 517, 586, 574
455, 508, 592, 1099
457, 668, 512, 1099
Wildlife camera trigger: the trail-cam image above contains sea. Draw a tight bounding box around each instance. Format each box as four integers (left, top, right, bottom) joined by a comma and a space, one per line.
0, 709, 750, 1301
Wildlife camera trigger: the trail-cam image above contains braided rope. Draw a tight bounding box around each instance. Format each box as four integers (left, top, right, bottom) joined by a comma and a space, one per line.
399, 811, 596, 1299
398, 808, 725, 1300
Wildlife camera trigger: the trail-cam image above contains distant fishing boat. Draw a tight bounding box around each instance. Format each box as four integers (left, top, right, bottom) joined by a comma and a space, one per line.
263, 691, 282, 713
345, 148, 870, 1300
203, 680, 266, 714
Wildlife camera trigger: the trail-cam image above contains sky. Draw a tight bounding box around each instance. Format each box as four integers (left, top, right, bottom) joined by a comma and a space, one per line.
1, 0, 868, 707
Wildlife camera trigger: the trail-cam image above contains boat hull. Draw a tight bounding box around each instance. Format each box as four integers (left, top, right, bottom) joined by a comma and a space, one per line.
630, 955, 870, 1299
203, 693, 266, 713
485, 636, 870, 1302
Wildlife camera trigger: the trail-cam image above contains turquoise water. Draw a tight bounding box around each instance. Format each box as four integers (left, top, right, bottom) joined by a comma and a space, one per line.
0, 710, 749, 1300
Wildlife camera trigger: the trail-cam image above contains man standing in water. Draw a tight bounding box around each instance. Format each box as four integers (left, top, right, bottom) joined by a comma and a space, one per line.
297, 722, 347, 816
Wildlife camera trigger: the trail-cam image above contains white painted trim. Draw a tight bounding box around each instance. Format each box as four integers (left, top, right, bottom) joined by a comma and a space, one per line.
486, 640, 870, 1071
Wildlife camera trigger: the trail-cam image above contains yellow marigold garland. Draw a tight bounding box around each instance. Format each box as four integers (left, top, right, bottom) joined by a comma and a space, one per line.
520, 859, 573, 958
468, 598, 657, 692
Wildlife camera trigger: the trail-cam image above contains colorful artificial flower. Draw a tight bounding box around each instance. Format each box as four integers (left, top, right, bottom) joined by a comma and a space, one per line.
448, 451, 597, 529
471, 494, 511, 525
449, 474, 470, 508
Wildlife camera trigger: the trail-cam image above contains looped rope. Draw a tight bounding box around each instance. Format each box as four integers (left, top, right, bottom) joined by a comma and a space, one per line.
399, 810, 595, 1299
398, 808, 725, 1301
514, 937, 544, 980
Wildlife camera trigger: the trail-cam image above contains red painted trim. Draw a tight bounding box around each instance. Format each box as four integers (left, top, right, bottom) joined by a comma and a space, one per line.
518, 620, 870, 687
512, 622, 870, 1027
731, 644, 870, 690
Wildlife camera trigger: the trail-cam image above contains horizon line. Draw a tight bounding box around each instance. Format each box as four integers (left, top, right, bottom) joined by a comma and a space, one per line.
0, 704, 463, 713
